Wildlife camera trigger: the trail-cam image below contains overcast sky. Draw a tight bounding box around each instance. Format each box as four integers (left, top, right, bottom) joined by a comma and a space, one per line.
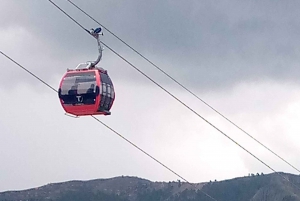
1, 0, 300, 192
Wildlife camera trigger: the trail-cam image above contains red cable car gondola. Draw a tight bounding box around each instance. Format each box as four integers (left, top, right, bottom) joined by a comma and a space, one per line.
58, 28, 115, 116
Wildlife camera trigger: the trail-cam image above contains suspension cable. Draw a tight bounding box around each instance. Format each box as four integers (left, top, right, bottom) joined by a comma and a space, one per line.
0, 50, 218, 201
65, 0, 300, 174
47, 0, 300, 191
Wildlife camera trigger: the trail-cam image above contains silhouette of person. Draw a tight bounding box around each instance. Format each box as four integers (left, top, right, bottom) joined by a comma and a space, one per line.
87, 84, 95, 94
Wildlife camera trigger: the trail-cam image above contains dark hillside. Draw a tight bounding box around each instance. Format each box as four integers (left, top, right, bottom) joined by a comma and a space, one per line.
1, 173, 300, 201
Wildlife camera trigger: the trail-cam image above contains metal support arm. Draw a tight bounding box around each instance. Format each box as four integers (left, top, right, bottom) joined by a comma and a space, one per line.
88, 28, 103, 68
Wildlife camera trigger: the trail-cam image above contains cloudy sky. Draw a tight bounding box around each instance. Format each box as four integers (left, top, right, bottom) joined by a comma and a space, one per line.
1, 0, 300, 192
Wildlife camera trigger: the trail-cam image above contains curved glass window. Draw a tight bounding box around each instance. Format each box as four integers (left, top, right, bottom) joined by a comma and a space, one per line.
98, 72, 115, 111
60, 72, 97, 105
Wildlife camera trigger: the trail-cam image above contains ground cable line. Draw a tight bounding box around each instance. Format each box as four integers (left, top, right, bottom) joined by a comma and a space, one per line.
47, 0, 300, 191
66, 0, 300, 174
0, 50, 218, 201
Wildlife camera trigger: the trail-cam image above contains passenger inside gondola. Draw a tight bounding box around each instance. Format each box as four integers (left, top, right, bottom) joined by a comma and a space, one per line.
68, 85, 78, 95
83, 84, 96, 104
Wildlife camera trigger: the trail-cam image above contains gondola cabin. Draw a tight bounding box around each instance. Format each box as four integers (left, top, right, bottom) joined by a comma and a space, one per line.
58, 65, 115, 116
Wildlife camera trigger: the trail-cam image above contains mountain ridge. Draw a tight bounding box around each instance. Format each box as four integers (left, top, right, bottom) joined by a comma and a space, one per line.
1, 172, 300, 201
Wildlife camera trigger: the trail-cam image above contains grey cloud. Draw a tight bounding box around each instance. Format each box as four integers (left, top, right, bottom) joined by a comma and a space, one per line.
2, 1, 300, 192
63, 0, 300, 91
2, 0, 300, 91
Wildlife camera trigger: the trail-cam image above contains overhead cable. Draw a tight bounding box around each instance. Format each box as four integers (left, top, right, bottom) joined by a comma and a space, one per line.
66, 0, 300, 174
47, 0, 300, 191
0, 50, 218, 201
